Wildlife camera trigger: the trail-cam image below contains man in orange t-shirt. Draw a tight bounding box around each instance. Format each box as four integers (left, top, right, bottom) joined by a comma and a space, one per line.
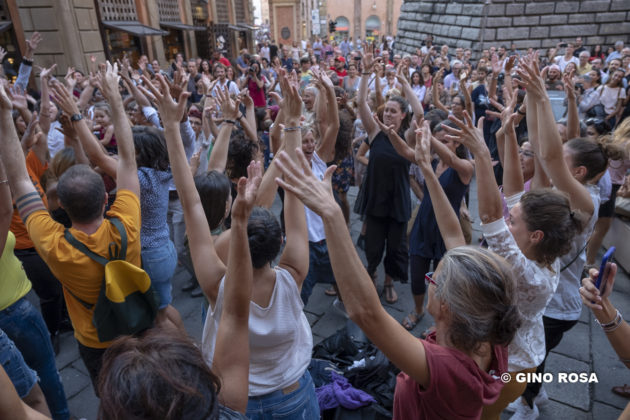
0, 67, 141, 391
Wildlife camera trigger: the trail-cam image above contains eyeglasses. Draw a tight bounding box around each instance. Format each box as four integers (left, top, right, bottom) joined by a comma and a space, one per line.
425, 271, 438, 286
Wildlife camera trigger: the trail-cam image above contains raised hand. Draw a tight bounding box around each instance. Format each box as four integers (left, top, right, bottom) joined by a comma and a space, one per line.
239, 88, 253, 108
215, 84, 240, 120
361, 52, 377, 74
96, 61, 121, 102
0, 82, 12, 110
505, 55, 517, 73
25, 32, 42, 58
414, 120, 432, 168
21, 112, 41, 149
277, 69, 301, 120
274, 149, 338, 217
231, 160, 263, 221
491, 53, 503, 76
8, 85, 28, 111
141, 74, 190, 124
515, 52, 547, 99
373, 112, 396, 137
442, 111, 487, 154
38, 63, 57, 81
65, 67, 77, 90
49, 80, 80, 116
580, 264, 617, 311
563, 69, 576, 101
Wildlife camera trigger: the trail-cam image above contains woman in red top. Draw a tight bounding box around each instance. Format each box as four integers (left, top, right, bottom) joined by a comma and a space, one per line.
246, 61, 268, 131
273, 121, 522, 420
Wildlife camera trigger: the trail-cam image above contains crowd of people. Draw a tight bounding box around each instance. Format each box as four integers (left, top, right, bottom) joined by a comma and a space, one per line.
1, 29, 630, 420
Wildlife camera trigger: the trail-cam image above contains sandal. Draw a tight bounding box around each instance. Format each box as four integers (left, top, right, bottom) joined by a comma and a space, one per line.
401, 311, 424, 331
383, 283, 398, 304
324, 287, 338, 296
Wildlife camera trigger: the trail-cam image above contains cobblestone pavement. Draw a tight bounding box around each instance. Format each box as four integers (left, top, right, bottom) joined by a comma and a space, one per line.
37, 180, 629, 419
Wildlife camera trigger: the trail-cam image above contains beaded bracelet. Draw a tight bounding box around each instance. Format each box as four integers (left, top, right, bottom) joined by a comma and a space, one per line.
362, 72, 371, 75
224, 119, 236, 125
283, 126, 300, 132
596, 309, 623, 332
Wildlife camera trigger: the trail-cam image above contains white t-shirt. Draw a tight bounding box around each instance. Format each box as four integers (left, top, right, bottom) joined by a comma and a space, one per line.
597, 85, 626, 115
482, 192, 560, 372
554, 55, 579, 72
544, 184, 600, 320
305, 152, 327, 242
202, 267, 312, 396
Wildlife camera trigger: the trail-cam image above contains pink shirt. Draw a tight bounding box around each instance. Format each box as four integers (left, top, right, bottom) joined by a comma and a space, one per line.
248, 77, 267, 108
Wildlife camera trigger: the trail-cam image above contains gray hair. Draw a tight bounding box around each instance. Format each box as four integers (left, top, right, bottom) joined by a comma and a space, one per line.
433, 246, 522, 353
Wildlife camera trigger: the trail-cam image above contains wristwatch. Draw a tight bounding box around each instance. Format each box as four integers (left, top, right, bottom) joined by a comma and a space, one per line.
70, 113, 83, 122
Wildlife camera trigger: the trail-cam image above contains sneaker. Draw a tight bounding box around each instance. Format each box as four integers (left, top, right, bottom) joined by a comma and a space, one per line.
534, 386, 549, 407
509, 401, 539, 420
332, 298, 349, 319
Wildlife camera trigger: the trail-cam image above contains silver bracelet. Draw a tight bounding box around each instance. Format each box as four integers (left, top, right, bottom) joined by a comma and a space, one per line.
283, 126, 300, 132
0, 179, 8, 185
596, 309, 623, 332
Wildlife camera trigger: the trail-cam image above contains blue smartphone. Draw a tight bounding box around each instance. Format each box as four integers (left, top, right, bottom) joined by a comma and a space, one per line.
594, 246, 615, 295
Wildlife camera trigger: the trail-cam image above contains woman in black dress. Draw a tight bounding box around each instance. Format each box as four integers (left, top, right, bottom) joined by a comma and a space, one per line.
356, 52, 411, 303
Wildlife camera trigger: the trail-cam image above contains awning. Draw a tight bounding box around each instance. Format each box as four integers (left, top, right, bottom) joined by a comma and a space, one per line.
160, 22, 206, 31
0, 21, 12, 33
102, 21, 168, 36
236, 23, 258, 30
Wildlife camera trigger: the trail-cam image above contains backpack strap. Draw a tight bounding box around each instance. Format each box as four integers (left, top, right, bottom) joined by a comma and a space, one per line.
108, 217, 127, 260
64, 229, 109, 266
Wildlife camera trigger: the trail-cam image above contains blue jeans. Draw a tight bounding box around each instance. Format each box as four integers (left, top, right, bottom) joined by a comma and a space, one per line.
246, 370, 320, 420
301, 240, 335, 305
0, 327, 37, 398
142, 241, 177, 309
0, 297, 69, 420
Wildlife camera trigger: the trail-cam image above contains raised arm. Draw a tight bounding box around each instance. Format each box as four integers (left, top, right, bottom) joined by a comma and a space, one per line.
313, 70, 339, 162
396, 72, 424, 118
373, 117, 415, 162
0, 84, 45, 223
214, 162, 261, 414
49, 78, 117, 178
207, 86, 240, 173
415, 121, 465, 249
144, 74, 226, 305
431, 69, 449, 113
429, 133, 473, 184
517, 55, 594, 215
443, 112, 503, 224
357, 53, 380, 140
268, 92, 285, 154
274, 149, 430, 389
238, 90, 258, 141
488, 90, 524, 197
37, 64, 56, 135
580, 265, 630, 369
563, 71, 580, 140
275, 72, 309, 286
0, 160, 11, 254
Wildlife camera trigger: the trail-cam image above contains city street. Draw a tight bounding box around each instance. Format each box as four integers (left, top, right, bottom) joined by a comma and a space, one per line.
42, 181, 630, 420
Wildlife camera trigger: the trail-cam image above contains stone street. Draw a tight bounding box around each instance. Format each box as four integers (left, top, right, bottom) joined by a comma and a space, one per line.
37, 180, 629, 419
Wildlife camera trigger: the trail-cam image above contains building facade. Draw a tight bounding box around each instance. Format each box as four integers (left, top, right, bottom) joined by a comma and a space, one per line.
1, 0, 255, 79
395, 0, 630, 57
327, 0, 402, 43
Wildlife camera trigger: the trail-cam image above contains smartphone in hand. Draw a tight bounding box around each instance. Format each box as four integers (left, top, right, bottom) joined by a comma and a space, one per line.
594, 246, 615, 296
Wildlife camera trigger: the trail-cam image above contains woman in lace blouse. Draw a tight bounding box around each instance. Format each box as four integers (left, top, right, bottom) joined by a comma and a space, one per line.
443, 98, 584, 418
